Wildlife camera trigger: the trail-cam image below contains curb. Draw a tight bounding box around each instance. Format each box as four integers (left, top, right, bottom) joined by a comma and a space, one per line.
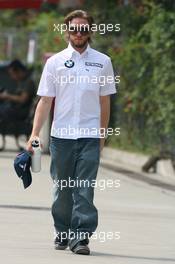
100, 147, 175, 192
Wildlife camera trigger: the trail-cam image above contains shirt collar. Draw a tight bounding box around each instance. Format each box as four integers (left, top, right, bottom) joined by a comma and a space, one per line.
67, 42, 90, 57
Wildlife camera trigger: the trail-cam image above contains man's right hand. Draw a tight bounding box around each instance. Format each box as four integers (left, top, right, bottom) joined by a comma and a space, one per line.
26, 136, 41, 153
25, 97, 53, 154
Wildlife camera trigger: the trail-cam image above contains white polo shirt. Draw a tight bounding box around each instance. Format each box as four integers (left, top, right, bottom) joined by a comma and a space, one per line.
37, 43, 116, 139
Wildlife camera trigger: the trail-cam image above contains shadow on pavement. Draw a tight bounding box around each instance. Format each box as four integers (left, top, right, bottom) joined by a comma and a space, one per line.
0, 204, 50, 211
91, 252, 175, 262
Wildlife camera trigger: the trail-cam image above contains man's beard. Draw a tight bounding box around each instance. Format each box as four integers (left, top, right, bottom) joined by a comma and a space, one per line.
70, 39, 88, 49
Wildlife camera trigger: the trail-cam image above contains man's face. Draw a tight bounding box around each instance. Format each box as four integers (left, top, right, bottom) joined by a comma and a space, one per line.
8, 68, 23, 81
8, 68, 19, 81
68, 18, 90, 49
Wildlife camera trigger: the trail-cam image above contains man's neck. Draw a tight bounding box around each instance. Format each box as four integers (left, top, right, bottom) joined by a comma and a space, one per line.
71, 43, 88, 54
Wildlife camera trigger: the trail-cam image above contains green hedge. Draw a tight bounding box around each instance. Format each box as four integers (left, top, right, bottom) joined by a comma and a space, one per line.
108, 3, 175, 154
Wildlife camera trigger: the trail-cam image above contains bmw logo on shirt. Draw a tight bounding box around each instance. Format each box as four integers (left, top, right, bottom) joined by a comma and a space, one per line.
64, 60, 75, 68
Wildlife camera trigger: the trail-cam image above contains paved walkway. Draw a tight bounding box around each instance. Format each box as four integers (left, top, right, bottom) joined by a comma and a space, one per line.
0, 137, 175, 264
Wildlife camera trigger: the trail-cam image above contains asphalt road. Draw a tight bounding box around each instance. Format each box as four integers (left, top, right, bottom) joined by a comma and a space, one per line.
0, 152, 175, 264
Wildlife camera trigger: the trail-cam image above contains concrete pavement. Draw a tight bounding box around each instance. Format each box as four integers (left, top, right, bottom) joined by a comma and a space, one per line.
0, 137, 175, 263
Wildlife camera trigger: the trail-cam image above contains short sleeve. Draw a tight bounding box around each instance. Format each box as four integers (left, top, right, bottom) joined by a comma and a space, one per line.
99, 58, 116, 96
37, 59, 56, 97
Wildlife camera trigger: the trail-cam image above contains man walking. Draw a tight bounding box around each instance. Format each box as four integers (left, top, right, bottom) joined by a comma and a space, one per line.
27, 10, 116, 255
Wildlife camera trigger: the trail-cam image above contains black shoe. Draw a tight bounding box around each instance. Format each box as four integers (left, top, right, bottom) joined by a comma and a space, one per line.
71, 240, 90, 255
54, 235, 68, 250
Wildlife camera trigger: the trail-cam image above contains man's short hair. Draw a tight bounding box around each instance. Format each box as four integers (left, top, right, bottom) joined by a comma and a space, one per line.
64, 10, 94, 28
64, 10, 94, 42
8, 59, 27, 72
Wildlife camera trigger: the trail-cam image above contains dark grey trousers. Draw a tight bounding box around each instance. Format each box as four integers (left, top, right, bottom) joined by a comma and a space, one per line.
49, 136, 100, 249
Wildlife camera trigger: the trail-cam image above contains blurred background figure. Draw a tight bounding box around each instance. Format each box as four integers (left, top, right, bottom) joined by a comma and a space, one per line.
0, 60, 36, 150
0, 59, 35, 121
